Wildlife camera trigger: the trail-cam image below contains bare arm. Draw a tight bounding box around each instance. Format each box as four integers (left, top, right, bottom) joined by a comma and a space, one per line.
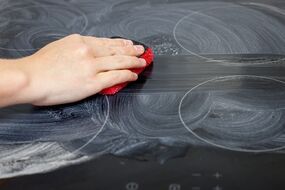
0, 58, 31, 107
0, 34, 146, 108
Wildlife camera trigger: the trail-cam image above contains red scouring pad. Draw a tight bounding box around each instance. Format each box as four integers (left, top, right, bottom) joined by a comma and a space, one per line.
100, 37, 154, 95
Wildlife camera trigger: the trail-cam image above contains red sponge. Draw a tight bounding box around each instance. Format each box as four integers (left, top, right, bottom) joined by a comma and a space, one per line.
100, 38, 154, 95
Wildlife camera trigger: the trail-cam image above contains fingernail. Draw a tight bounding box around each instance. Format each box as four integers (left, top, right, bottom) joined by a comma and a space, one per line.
135, 45, 145, 53
139, 58, 146, 66
133, 73, 138, 79
124, 40, 133, 46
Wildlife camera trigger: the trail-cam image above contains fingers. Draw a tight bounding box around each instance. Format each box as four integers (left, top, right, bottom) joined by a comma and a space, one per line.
82, 36, 145, 57
108, 45, 145, 56
94, 55, 146, 72
95, 70, 138, 90
83, 36, 133, 46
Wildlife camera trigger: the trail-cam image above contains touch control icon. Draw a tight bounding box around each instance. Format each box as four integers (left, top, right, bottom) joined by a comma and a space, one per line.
169, 184, 181, 190
126, 182, 139, 190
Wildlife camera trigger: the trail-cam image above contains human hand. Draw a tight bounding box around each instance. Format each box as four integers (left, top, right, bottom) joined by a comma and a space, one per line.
18, 34, 146, 106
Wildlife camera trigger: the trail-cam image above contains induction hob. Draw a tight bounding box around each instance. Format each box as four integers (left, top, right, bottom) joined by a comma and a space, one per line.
0, 0, 285, 189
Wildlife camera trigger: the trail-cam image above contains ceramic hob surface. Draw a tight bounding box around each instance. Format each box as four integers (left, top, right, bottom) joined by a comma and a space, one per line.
0, 0, 285, 189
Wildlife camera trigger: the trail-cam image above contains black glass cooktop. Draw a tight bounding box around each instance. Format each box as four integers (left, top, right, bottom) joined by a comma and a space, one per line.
0, 0, 285, 189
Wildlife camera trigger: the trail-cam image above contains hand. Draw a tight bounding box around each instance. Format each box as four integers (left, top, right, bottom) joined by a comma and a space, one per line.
18, 34, 146, 106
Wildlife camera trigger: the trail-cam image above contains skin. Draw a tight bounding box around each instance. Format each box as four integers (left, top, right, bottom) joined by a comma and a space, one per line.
0, 34, 146, 107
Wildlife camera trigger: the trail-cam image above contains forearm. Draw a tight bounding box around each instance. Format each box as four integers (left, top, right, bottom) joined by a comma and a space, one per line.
0, 58, 30, 107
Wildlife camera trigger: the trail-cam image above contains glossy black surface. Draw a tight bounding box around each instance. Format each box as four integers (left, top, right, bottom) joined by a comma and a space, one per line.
0, 0, 285, 189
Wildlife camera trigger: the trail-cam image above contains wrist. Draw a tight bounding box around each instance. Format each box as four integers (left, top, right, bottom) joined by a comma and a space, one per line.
15, 56, 47, 106
0, 58, 30, 106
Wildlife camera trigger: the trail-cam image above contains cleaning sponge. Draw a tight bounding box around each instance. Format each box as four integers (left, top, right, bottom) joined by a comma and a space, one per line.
100, 37, 154, 95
